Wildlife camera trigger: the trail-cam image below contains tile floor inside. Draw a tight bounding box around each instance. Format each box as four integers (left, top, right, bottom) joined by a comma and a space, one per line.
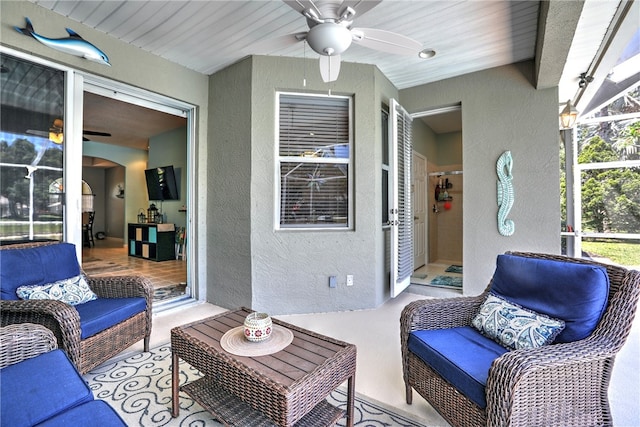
407, 261, 465, 299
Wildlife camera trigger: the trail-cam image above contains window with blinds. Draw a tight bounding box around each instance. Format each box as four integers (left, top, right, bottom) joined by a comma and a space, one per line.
277, 93, 352, 229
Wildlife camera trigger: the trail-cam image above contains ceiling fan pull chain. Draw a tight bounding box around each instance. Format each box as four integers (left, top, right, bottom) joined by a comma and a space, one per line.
303, 40, 307, 87
328, 58, 332, 96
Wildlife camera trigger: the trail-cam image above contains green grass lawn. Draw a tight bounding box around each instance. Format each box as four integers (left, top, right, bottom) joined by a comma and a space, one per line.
581, 240, 640, 267
0, 220, 62, 240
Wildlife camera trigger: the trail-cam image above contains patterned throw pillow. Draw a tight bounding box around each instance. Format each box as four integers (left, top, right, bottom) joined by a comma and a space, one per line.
472, 293, 565, 350
16, 275, 98, 306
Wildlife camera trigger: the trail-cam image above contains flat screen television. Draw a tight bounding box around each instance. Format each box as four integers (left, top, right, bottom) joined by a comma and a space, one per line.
145, 165, 179, 201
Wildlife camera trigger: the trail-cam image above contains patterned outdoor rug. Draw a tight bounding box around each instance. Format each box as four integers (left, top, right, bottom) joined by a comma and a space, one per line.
84, 344, 430, 427
429, 275, 463, 289
444, 265, 463, 274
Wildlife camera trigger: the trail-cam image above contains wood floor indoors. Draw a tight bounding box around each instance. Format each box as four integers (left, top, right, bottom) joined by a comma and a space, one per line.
82, 237, 187, 290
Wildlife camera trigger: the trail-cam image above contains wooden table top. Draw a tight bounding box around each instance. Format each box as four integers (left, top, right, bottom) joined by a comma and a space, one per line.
171, 307, 356, 389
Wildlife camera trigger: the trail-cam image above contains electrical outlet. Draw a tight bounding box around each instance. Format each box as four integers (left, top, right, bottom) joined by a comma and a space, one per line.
346, 275, 354, 286
329, 276, 337, 288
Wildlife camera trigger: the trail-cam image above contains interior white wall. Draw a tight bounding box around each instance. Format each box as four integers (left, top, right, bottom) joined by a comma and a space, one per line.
400, 61, 560, 295
81, 167, 106, 237
104, 166, 125, 239
148, 127, 188, 229
83, 141, 148, 240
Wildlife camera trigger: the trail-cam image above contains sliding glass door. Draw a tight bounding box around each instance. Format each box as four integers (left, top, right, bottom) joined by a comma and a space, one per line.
0, 53, 67, 243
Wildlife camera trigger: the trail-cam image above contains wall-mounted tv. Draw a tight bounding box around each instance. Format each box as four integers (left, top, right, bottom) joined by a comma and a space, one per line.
145, 165, 179, 201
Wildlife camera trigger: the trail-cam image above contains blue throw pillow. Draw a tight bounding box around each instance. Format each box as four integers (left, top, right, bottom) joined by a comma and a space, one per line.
472, 293, 565, 350
490, 254, 610, 343
16, 275, 97, 306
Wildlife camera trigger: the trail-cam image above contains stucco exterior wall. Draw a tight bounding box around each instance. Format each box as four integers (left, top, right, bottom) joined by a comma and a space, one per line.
208, 55, 399, 314
208, 58, 254, 309
400, 61, 560, 295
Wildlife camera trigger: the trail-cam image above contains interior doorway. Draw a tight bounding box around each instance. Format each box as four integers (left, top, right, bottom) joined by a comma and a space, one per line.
409, 105, 463, 295
79, 78, 195, 306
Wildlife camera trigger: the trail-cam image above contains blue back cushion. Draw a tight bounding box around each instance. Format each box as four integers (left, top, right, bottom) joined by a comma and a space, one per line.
0, 243, 80, 300
490, 254, 610, 343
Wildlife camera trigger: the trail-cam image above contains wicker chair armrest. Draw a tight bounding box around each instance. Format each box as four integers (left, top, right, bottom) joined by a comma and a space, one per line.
0, 323, 58, 369
0, 300, 81, 365
485, 337, 617, 425
87, 275, 153, 301
400, 295, 486, 334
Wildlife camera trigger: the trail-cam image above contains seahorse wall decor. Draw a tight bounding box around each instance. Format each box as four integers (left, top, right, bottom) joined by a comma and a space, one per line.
496, 150, 515, 236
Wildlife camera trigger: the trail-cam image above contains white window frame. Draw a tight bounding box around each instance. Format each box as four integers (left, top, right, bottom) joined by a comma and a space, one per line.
562, 104, 640, 260
275, 91, 353, 231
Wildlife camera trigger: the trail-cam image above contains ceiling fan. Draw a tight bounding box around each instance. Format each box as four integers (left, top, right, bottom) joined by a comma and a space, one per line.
27, 118, 111, 143
273, 0, 434, 82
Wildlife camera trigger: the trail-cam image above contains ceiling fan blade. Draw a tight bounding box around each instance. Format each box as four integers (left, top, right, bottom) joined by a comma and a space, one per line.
340, 0, 382, 18
26, 129, 49, 138
27, 127, 110, 139
250, 32, 306, 54
283, 0, 320, 17
319, 54, 341, 82
351, 28, 423, 56
83, 130, 111, 137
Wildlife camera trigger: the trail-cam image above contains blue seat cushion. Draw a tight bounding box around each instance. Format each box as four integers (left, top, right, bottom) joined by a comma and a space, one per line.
408, 326, 508, 408
0, 349, 93, 427
490, 254, 610, 342
75, 297, 146, 339
35, 400, 126, 427
1, 243, 80, 300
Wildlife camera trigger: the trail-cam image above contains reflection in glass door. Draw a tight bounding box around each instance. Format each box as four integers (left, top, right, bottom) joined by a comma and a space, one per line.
0, 53, 65, 243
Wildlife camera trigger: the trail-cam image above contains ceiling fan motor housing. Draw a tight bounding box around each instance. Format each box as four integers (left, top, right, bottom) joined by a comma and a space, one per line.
307, 23, 352, 56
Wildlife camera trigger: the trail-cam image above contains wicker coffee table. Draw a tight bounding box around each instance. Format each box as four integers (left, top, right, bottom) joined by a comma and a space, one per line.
171, 307, 357, 426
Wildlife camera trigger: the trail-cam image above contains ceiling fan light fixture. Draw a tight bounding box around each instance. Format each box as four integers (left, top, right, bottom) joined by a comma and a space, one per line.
306, 23, 352, 56
419, 49, 436, 59
49, 131, 63, 144
48, 118, 64, 144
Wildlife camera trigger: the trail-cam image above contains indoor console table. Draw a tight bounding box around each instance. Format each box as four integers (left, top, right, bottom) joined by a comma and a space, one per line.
171, 307, 357, 426
127, 222, 175, 261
